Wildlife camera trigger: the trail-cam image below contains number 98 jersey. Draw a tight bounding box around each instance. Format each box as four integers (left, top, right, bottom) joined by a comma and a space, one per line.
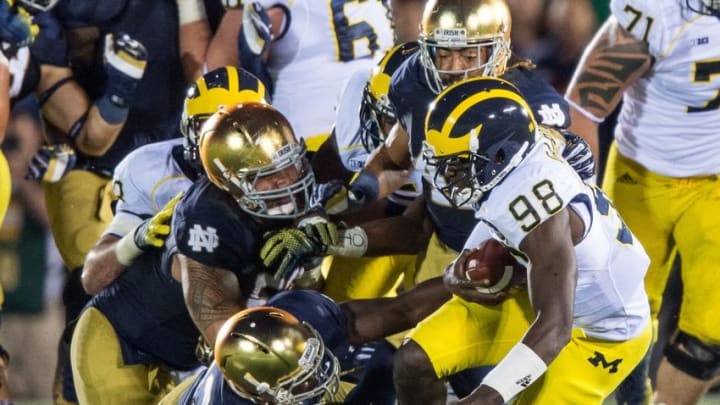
256, 0, 393, 140
610, 0, 720, 177
472, 138, 651, 341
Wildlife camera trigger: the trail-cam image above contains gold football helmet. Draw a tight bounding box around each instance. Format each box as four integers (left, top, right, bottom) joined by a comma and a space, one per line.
419, 0, 512, 93
198, 102, 315, 219
359, 41, 420, 152
181, 66, 269, 167
424, 77, 537, 207
214, 307, 340, 404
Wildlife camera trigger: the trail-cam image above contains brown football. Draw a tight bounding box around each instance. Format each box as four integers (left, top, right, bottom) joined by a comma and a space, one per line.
464, 239, 521, 293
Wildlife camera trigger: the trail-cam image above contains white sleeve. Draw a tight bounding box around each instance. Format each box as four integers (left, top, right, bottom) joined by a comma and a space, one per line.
610, 0, 666, 55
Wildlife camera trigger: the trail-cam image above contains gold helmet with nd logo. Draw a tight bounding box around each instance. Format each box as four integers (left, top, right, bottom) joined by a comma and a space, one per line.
419, 0, 512, 94
181, 66, 269, 168
198, 102, 315, 219
214, 307, 340, 404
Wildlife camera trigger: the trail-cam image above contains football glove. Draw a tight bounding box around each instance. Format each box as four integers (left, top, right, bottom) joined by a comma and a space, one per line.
313, 179, 366, 215
26, 144, 77, 183
102, 32, 147, 111
260, 228, 324, 283
238, 2, 274, 92
297, 215, 338, 246
561, 131, 595, 181
0, 0, 38, 48
133, 192, 184, 250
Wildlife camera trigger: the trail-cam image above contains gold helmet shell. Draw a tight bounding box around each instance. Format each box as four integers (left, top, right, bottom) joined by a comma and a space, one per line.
181, 66, 269, 165
419, 0, 512, 93
198, 102, 315, 219
215, 307, 340, 404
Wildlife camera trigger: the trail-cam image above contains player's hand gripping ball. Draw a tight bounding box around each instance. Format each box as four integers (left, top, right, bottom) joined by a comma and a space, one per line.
463, 239, 522, 294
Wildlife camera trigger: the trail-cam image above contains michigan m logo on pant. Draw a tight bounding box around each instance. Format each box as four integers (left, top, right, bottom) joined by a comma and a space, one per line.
587, 351, 623, 374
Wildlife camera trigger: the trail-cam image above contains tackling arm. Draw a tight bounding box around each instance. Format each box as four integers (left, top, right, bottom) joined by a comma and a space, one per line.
565, 17, 653, 160
177, 253, 244, 345
340, 276, 450, 344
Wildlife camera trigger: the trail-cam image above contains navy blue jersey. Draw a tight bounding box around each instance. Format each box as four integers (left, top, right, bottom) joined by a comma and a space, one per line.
390, 54, 571, 252
91, 237, 201, 371
53, 0, 186, 175
172, 177, 293, 298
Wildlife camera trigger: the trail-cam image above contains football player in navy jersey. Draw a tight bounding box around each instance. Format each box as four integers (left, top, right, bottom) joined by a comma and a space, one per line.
159, 278, 451, 405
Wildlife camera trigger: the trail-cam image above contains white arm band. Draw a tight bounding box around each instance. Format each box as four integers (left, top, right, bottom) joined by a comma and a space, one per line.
481, 343, 548, 403
177, 0, 207, 24
327, 226, 368, 258
114, 229, 143, 266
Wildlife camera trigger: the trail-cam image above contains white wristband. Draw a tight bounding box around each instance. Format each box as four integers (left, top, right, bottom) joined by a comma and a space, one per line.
326, 226, 368, 258
114, 229, 144, 266
0, 52, 8, 68
481, 343, 548, 403
177, 0, 207, 24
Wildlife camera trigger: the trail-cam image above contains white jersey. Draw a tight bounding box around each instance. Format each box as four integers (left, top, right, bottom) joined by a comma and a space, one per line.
333, 67, 423, 205
610, 0, 720, 177
466, 138, 651, 341
257, 0, 393, 140
104, 138, 192, 237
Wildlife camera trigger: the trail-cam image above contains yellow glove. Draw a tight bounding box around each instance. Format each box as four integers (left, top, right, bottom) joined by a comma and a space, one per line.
115, 192, 184, 266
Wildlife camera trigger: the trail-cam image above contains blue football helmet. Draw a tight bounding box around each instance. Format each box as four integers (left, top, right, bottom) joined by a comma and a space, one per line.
359, 41, 419, 152
423, 77, 537, 207
214, 307, 340, 404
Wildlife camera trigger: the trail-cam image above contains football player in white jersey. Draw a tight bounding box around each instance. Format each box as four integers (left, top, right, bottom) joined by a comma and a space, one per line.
201, 0, 394, 143
82, 66, 268, 295
565, 1, 720, 404
393, 77, 652, 405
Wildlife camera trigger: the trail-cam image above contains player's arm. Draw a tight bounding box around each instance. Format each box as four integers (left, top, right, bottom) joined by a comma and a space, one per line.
565, 16, 653, 160
82, 193, 183, 295
340, 276, 450, 344
176, 0, 212, 82
461, 209, 577, 404
37, 33, 148, 156
176, 253, 244, 345
389, 0, 425, 43
0, 56, 9, 142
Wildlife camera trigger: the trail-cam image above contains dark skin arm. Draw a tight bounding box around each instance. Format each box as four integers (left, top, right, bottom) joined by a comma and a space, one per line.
340, 276, 450, 344
355, 194, 433, 256
176, 253, 244, 345
82, 234, 123, 295
565, 16, 653, 161
389, 0, 426, 43
310, 132, 356, 184
458, 208, 581, 405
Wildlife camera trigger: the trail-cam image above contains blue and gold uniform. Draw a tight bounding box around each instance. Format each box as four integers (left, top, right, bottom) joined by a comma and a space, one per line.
70, 237, 202, 405
161, 290, 395, 405
43, 0, 187, 275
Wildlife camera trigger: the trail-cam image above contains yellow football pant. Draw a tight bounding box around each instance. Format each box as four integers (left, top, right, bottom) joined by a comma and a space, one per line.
43, 170, 114, 270
0, 150, 9, 307
410, 292, 652, 404
71, 307, 175, 405
321, 254, 416, 301
413, 232, 459, 284
604, 144, 720, 344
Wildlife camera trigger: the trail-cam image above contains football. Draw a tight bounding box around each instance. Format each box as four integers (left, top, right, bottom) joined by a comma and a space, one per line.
464, 239, 521, 293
